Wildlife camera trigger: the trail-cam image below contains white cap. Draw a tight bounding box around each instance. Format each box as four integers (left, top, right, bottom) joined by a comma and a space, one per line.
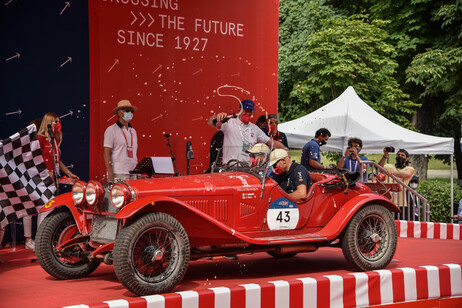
246, 143, 270, 155
269, 149, 289, 166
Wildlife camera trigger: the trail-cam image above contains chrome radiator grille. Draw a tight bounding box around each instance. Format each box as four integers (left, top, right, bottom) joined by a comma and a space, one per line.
90, 214, 119, 244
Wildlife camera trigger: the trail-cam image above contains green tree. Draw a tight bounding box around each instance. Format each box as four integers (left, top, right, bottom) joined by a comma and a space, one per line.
290, 15, 418, 127
279, 0, 339, 121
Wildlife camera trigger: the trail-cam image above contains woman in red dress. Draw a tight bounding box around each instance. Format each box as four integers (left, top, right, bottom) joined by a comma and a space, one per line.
36, 113, 79, 227
37, 112, 79, 182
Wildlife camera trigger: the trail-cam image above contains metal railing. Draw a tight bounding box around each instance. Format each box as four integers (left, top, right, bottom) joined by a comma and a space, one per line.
358, 161, 429, 222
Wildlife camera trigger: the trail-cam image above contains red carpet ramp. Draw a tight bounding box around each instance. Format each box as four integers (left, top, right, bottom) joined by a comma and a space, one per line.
64, 221, 462, 308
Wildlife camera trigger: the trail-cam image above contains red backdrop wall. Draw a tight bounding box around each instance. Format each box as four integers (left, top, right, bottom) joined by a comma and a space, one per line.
88, 0, 279, 179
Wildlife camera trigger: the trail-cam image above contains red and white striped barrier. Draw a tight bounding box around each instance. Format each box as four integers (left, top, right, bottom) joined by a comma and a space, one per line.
64, 264, 462, 308
396, 220, 462, 240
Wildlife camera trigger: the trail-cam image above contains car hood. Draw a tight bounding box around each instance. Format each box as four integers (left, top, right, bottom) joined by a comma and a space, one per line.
125, 171, 265, 198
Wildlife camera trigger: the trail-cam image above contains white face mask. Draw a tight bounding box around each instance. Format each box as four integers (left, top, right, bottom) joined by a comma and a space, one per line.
123, 111, 133, 122
409, 183, 418, 189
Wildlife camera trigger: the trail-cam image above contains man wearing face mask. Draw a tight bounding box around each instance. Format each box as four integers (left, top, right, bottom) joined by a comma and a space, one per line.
379, 148, 415, 209
269, 149, 312, 199
379, 148, 415, 185
407, 176, 421, 221
208, 99, 285, 164
301, 128, 331, 170
264, 114, 288, 148
104, 100, 138, 182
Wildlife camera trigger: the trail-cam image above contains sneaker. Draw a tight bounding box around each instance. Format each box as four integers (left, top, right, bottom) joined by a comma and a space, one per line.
25, 239, 35, 251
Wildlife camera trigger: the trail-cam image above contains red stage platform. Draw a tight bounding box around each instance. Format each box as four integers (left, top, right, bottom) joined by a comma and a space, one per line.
0, 221, 461, 308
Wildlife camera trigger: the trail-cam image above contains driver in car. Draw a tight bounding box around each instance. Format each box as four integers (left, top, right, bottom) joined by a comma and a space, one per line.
269, 149, 312, 199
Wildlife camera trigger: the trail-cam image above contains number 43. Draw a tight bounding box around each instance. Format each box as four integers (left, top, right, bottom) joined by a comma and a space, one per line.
276, 211, 290, 223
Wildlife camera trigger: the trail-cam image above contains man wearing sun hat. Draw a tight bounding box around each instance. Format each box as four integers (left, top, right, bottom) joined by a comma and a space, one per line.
269, 148, 312, 199
208, 99, 285, 164
104, 100, 139, 182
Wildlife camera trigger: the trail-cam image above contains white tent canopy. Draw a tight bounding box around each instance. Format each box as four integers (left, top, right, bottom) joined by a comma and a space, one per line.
279, 86, 454, 155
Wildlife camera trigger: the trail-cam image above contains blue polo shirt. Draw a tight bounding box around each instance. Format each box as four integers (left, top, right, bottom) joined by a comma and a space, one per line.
342, 155, 368, 172
301, 139, 320, 170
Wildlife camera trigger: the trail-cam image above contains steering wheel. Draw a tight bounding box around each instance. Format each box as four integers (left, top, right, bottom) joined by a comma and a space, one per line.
224, 159, 250, 169
225, 159, 240, 168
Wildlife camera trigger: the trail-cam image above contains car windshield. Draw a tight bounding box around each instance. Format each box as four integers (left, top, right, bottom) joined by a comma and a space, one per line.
212, 161, 269, 182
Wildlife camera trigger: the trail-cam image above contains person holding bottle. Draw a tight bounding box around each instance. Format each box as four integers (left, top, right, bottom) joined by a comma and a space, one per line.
207, 99, 284, 164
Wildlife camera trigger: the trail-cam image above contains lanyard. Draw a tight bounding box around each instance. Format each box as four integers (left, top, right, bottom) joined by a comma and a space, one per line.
348, 158, 358, 172
121, 127, 133, 147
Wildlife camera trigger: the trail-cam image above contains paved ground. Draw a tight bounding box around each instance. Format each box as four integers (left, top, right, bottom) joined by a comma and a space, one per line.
427, 169, 458, 179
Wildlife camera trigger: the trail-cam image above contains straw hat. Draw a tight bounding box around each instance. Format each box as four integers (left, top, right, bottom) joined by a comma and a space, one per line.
269, 149, 289, 166
112, 100, 138, 114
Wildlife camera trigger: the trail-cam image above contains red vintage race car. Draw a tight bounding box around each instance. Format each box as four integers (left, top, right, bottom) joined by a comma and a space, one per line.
35, 165, 399, 296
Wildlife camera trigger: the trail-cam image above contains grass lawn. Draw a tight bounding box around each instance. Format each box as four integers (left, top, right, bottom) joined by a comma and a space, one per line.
288, 149, 456, 170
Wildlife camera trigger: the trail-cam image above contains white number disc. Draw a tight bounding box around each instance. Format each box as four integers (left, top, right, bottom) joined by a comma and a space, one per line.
267, 198, 299, 230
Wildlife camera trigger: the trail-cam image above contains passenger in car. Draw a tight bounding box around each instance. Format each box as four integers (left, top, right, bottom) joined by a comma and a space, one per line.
269, 149, 312, 199
246, 143, 270, 167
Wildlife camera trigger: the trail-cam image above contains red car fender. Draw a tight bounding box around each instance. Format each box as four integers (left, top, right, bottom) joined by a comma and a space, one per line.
318, 193, 399, 240
40, 192, 85, 230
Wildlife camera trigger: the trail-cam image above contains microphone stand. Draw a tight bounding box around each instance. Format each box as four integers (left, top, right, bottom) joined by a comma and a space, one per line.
186, 141, 194, 175
164, 134, 180, 176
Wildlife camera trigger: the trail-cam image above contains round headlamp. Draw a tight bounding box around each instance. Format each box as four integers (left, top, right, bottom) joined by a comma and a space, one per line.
72, 180, 87, 205
110, 183, 131, 209
85, 180, 104, 207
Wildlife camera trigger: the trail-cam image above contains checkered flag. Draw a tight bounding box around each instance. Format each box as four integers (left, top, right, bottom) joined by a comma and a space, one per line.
0, 124, 56, 228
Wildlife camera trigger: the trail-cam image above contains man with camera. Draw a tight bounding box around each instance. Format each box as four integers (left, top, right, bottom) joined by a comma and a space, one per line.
336, 137, 368, 174
379, 147, 415, 184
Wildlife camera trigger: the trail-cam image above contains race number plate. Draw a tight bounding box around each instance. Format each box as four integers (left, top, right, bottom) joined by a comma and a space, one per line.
266, 197, 299, 230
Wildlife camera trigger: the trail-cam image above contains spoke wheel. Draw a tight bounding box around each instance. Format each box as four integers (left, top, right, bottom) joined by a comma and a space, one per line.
341, 204, 397, 271
113, 212, 190, 296
35, 208, 100, 279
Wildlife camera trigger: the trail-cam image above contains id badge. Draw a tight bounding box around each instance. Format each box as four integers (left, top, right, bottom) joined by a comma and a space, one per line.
127, 146, 133, 158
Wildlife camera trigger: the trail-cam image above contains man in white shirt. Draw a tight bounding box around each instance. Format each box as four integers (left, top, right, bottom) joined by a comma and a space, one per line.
104, 100, 138, 182
208, 99, 285, 164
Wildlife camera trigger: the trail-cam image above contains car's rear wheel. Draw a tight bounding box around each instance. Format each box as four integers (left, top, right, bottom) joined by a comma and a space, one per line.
35, 208, 100, 279
341, 204, 397, 271
113, 212, 190, 296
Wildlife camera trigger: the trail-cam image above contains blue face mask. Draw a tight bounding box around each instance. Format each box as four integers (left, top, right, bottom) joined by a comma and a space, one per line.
123, 111, 133, 122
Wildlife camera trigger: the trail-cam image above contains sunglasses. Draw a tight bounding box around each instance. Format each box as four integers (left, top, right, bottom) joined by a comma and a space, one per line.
123, 108, 134, 113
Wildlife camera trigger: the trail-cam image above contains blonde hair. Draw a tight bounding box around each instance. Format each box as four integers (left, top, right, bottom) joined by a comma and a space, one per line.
38, 112, 62, 145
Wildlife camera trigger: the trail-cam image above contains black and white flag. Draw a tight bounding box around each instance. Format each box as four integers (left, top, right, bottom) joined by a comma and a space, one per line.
0, 124, 56, 228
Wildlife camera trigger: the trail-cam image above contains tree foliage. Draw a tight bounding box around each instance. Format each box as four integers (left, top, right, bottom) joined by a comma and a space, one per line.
279, 0, 462, 181
289, 15, 418, 127
279, 0, 339, 121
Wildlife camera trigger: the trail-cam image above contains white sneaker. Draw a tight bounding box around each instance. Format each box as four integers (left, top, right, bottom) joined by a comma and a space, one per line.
25, 239, 35, 251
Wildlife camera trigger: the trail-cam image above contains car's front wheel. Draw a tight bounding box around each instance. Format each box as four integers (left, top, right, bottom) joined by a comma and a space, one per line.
341, 204, 397, 271
35, 208, 100, 279
113, 212, 190, 296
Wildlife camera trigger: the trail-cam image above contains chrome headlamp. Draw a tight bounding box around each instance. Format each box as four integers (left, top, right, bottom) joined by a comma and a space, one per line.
110, 183, 131, 209
85, 180, 105, 207
72, 180, 87, 205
